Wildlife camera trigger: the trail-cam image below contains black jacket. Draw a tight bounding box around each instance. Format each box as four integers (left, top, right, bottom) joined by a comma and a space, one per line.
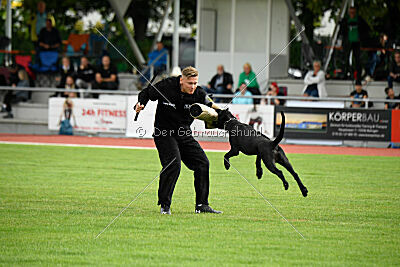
77, 64, 95, 83
208, 72, 233, 92
57, 65, 76, 88
138, 76, 212, 133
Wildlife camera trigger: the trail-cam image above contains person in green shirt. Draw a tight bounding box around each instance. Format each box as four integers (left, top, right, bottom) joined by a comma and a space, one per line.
339, 6, 370, 83
237, 63, 261, 104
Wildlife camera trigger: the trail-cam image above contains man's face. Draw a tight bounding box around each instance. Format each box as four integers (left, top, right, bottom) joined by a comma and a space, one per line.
217, 66, 224, 75
355, 85, 362, 92
102, 56, 110, 67
46, 20, 52, 28
157, 43, 163, 51
313, 62, 320, 72
66, 76, 74, 86
395, 54, 400, 64
38, 2, 45, 13
81, 57, 88, 66
243, 65, 250, 74
349, 8, 356, 18
388, 88, 394, 97
180, 76, 198, 94
62, 58, 70, 66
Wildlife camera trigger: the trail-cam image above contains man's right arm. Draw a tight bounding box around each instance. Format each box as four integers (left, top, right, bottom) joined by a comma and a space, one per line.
137, 79, 166, 111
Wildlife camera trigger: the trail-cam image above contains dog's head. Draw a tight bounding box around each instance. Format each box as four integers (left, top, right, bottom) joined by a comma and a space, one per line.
216, 108, 236, 129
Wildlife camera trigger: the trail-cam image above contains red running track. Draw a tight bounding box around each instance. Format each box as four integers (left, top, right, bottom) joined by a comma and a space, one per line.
0, 133, 399, 157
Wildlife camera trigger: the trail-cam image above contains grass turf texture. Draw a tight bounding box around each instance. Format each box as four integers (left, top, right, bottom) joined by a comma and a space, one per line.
0, 144, 399, 266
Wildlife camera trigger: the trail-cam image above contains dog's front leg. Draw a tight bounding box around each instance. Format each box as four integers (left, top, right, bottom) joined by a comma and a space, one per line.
256, 155, 263, 179
224, 148, 239, 170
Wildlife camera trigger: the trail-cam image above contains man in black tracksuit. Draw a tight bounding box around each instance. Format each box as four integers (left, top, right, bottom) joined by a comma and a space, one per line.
136, 67, 222, 215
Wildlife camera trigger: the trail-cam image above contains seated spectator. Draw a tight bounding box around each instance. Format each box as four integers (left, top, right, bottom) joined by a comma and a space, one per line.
206, 65, 233, 103
63, 75, 77, 98
261, 82, 285, 105
302, 60, 327, 98
38, 19, 61, 51
232, 83, 253, 105
388, 51, 400, 89
384, 87, 399, 110
51, 56, 75, 97
93, 55, 119, 91
3, 69, 30, 119
365, 33, 389, 82
76, 56, 95, 89
238, 63, 260, 104
350, 80, 368, 108
148, 41, 168, 76
56, 56, 76, 88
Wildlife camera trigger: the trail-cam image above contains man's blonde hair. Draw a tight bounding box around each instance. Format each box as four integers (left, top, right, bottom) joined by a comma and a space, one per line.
182, 66, 198, 78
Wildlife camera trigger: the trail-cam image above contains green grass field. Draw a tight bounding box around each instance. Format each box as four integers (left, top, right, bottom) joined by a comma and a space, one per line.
1, 144, 399, 266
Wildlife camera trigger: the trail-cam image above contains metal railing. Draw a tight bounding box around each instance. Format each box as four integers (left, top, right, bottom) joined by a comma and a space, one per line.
1, 86, 400, 109
210, 93, 400, 109
0, 86, 138, 97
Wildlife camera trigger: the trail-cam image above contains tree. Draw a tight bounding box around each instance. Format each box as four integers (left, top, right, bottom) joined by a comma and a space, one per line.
126, 0, 196, 41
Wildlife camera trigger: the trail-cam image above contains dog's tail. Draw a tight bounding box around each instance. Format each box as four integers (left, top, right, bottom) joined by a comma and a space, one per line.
272, 111, 285, 148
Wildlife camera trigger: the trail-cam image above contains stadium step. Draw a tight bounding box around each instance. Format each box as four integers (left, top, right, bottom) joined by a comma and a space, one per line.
0, 118, 51, 135
12, 102, 48, 121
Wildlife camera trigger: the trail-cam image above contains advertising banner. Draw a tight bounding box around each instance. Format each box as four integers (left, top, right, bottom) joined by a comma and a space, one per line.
275, 107, 392, 141
48, 97, 127, 133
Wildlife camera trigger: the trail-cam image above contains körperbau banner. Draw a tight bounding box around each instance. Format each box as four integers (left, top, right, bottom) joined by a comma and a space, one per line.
275, 107, 391, 141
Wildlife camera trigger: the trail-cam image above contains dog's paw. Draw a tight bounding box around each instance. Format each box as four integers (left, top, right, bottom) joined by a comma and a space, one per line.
301, 187, 308, 197
283, 181, 289, 190
224, 159, 230, 170
256, 168, 263, 179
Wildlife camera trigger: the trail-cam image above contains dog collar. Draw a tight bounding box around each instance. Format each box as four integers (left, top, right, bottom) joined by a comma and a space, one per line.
223, 118, 237, 130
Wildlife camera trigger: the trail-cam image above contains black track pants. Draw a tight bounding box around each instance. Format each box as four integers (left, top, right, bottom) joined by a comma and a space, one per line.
154, 134, 210, 207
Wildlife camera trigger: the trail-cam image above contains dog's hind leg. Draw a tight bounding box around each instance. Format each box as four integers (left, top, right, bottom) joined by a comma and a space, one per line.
256, 155, 263, 179
224, 147, 239, 170
275, 147, 308, 197
259, 148, 289, 190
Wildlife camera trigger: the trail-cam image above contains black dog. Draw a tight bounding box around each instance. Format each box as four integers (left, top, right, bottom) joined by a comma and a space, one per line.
216, 109, 308, 197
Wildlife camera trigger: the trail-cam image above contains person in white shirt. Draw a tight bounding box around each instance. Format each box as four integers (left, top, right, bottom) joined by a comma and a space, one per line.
302, 60, 327, 98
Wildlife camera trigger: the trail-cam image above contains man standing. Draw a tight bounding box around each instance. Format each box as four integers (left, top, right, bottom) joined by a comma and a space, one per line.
340, 6, 370, 82
29, 2, 55, 54
135, 67, 222, 215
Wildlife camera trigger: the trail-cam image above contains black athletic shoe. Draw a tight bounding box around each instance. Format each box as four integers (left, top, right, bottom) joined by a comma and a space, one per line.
195, 204, 222, 214
160, 205, 171, 215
